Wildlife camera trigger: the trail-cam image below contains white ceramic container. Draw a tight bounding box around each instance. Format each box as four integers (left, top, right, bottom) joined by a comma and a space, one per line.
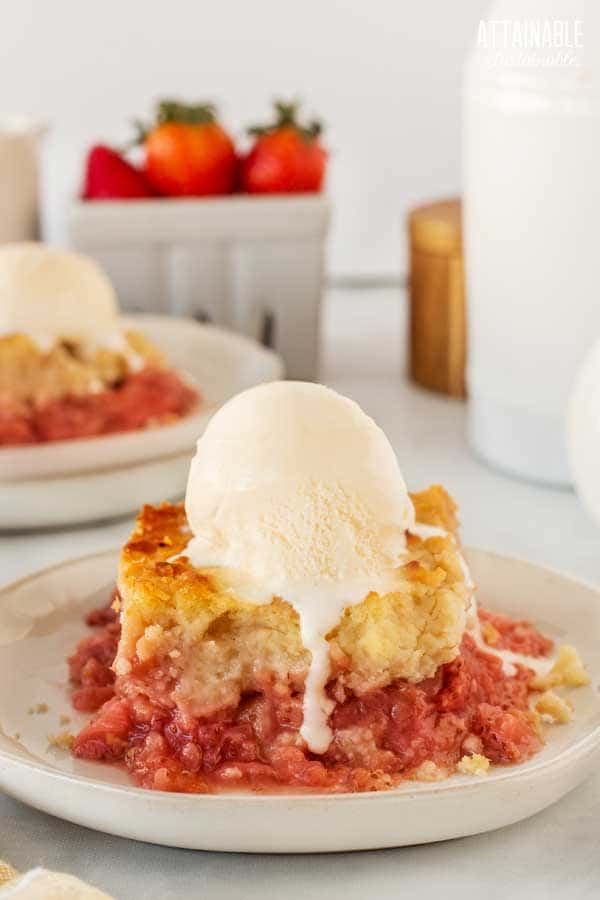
68, 195, 329, 381
463, 0, 600, 486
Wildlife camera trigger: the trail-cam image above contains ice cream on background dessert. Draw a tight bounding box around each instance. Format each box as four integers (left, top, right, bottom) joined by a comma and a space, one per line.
0, 242, 122, 350
183, 381, 469, 751
0, 243, 148, 398
0, 242, 198, 444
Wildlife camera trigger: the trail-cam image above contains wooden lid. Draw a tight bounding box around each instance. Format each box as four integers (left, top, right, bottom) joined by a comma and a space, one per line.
409, 198, 462, 254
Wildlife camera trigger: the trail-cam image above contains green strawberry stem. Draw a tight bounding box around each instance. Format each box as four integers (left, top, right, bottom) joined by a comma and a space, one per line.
119, 119, 147, 154
126, 100, 218, 150
156, 100, 217, 126
248, 99, 322, 140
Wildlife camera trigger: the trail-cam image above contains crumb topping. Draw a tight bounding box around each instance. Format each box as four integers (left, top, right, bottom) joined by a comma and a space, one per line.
457, 753, 490, 776
482, 621, 500, 646
532, 645, 590, 691
534, 691, 573, 724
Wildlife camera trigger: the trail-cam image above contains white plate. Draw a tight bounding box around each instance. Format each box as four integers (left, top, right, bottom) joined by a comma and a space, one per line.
0, 548, 598, 853
1, 453, 192, 530
0, 315, 283, 528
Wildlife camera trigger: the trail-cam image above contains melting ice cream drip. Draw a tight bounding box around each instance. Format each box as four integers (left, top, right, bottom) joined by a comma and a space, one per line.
295, 594, 339, 753
468, 596, 552, 677
289, 575, 402, 754
183, 537, 401, 755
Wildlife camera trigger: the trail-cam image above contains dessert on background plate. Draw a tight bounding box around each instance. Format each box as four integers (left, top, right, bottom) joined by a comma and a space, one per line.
0, 242, 199, 445
68, 382, 589, 794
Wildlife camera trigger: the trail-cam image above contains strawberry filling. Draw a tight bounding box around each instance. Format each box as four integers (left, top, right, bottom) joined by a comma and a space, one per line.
69, 602, 550, 794
478, 608, 553, 657
0, 368, 199, 445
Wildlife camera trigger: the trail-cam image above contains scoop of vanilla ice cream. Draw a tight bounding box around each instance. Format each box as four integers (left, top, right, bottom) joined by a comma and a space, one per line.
0, 242, 119, 345
185, 381, 416, 587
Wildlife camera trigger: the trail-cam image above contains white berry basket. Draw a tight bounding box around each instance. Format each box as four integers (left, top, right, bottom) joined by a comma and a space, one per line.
68, 195, 330, 380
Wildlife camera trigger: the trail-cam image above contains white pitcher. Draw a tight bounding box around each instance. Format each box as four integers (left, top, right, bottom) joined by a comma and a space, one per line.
0, 118, 45, 245
463, 0, 600, 486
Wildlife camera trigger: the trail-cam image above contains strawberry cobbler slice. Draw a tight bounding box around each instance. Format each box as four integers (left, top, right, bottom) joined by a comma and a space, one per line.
68, 487, 589, 794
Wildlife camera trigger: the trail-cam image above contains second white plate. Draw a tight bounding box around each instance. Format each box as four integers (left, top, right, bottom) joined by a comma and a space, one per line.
0, 315, 283, 527
0, 548, 598, 853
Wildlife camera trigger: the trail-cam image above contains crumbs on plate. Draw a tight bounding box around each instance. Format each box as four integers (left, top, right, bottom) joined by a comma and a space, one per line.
47, 731, 75, 751
534, 691, 573, 725
532, 645, 590, 691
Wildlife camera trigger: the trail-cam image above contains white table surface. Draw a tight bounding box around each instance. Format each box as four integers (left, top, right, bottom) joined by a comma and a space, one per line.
1, 286, 599, 899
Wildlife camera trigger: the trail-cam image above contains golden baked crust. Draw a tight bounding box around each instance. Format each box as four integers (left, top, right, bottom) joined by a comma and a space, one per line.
116, 487, 472, 715
411, 484, 459, 532
0, 330, 163, 406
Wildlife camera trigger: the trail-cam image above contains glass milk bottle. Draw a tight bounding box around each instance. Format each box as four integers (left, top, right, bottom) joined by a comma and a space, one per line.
463, 0, 600, 485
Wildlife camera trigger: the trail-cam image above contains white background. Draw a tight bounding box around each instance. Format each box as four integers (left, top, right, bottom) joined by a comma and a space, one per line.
2, 0, 488, 279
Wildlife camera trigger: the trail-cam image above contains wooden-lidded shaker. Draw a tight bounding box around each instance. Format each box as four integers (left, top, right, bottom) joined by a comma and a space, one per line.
408, 198, 466, 398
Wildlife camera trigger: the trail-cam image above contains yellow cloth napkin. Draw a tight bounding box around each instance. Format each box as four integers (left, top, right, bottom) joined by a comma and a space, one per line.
0, 861, 113, 898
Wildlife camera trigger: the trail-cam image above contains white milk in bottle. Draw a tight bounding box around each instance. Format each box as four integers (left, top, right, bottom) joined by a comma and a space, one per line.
463, 0, 600, 485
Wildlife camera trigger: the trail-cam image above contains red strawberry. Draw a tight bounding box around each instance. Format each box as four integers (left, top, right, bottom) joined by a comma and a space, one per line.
82, 144, 153, 200
241, 100, 327, 194
142, 101, 238, 197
